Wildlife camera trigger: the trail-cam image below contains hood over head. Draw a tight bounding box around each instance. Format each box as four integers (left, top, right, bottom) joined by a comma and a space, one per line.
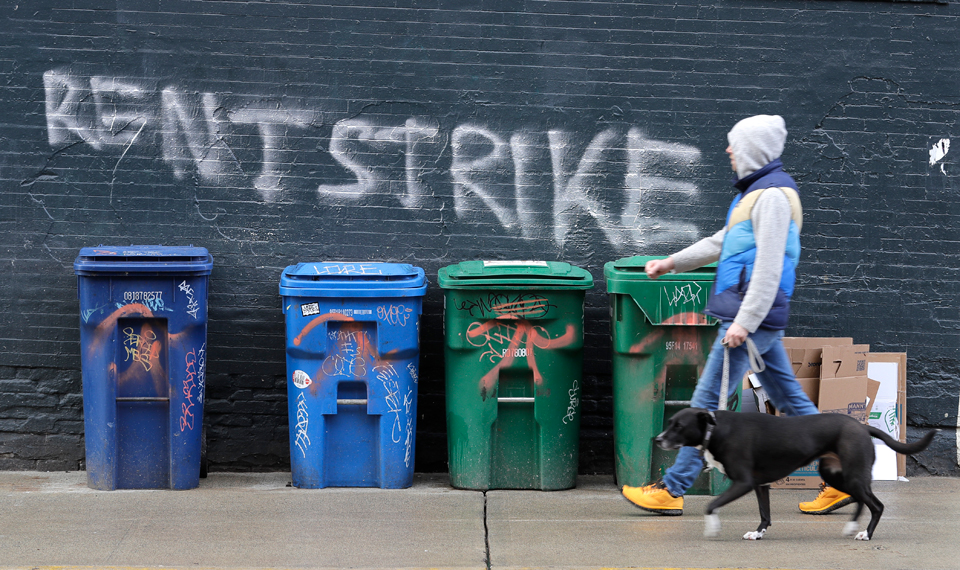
727, 115, 787, 180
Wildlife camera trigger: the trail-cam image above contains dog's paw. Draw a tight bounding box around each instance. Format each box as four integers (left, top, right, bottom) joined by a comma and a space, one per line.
742, 529, 765, 541
855, 531, 871, 541
842, 521, 859, 538
704, 514, 721, 538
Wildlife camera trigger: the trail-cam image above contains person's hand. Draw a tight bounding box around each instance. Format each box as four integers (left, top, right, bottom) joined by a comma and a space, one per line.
722, 322, 749, 348
644, 257, 675, 279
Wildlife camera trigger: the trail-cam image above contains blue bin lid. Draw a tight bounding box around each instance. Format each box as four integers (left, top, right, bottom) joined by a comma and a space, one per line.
74, 246, 213, 276
279, 262, 427, 298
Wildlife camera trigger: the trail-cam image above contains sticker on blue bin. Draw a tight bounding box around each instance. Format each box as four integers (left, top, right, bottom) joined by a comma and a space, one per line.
330, 308, 373, 317
301, 302, 320, 317
293, 370, 312, 389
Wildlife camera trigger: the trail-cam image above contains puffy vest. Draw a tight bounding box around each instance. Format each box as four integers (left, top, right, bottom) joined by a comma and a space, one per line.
704, 159, 802, 330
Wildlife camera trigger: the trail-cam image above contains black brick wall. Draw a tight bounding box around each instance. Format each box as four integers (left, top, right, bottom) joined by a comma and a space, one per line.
1, 0, 957, 476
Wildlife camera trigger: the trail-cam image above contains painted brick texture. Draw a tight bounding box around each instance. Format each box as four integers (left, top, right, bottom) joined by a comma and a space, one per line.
1, 0, 957, 476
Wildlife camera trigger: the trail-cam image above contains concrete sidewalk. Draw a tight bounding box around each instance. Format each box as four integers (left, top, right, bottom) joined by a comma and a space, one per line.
0, 471, 956, 570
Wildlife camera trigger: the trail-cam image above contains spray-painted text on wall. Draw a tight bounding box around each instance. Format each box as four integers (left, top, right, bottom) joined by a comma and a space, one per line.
43, 70, 704, 251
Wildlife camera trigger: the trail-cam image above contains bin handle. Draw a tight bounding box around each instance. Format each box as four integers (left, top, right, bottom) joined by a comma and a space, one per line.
337, 399, 368, 405
498, 397, 535, 404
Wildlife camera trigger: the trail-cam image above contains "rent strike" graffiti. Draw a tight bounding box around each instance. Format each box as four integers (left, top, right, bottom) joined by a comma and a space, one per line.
42, 70, 703, 252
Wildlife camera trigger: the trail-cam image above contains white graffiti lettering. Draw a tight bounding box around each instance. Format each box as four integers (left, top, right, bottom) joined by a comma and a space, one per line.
229, 105, 315, 202
43, 71, 148, 150
327, 329, 371, 343
161, 89, 242, 183
294, 392, 310, 458
403, 388, 414, 467
182, 347, 200, 431
315, 263, 383, 275
178, 280, 201, 319
196, 343, 206, 404
562, 379, 580, 425
377, 304, 412, 327
43, 70, 705, 251
322, 343, 366, 378
666, 282, 703, 307
318, 117, 439, 208
375, 363, 406, 444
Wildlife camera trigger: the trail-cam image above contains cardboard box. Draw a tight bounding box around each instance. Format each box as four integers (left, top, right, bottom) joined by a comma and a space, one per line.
819, 375, 869, 420
820, 344, 870, 379
782, 337, 853, 378
772, 459, 821, 489
817, 345, 874, 423
773, 344, 875, 422
766, 340, 893, 489
796, 376, 820, 407
753, 339, 907, 488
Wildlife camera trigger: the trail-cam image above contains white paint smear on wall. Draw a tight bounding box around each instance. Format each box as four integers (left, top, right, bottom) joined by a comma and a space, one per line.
929, 138, 949, 174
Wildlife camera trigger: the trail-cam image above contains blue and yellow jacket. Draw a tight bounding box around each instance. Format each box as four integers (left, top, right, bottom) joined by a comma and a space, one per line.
703, 159, 802, 330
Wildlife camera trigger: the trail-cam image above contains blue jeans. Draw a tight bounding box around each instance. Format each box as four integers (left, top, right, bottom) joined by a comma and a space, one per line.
661, 322, 819, 497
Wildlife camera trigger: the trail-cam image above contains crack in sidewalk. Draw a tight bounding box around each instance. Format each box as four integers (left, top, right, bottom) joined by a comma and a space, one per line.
483, 490, 491, 570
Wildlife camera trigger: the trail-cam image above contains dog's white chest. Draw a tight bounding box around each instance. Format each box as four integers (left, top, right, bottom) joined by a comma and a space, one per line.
703, 449, 726, 475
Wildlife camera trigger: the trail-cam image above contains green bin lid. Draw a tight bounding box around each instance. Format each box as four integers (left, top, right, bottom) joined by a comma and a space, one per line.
603, 255, 716, 284
603, 255, 717, 326
438, 260, 593, 290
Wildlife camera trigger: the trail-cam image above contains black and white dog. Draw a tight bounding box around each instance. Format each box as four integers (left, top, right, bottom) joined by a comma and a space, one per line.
656, 408, 937, 541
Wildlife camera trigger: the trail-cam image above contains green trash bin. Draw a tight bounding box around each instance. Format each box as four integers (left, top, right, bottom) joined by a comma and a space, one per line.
439, 261, 594, 490
604, 255, 740, 495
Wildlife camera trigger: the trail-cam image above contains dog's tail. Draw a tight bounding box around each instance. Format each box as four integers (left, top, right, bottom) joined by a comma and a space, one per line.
867, 426, 939, 455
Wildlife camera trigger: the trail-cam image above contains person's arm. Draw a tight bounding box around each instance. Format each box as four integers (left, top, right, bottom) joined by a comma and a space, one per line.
670, 228, 725, 273
733, 189, 792, 333
646, 228, 726, 278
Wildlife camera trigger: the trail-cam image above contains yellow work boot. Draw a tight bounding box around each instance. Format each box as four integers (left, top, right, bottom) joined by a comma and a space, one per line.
622, 481, 683, 516
799, 483, 854, 514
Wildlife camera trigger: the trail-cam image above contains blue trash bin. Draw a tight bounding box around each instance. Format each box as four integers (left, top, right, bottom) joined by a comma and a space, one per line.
279, 262, 427, 488
74, 246, 213, 490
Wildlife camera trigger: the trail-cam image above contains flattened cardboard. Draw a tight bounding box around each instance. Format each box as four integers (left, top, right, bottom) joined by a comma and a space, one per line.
872, 442, 898, 481
870, 399, 899, 440
867, 353, 907, 477
866, 379, 881, 416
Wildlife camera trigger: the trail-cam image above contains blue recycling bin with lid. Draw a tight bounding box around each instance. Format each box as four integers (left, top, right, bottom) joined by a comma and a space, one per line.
279, 261, 427, 489
74, 245, 213, 490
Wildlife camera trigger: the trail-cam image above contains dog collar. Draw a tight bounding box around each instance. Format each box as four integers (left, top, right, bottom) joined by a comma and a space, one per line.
701, 411, 718, 450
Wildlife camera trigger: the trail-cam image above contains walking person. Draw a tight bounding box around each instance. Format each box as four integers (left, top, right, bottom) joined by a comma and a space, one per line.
621, 114, 852, 515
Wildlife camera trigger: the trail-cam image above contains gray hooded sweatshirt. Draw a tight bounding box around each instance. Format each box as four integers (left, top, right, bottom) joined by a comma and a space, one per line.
669, 115, 797, 333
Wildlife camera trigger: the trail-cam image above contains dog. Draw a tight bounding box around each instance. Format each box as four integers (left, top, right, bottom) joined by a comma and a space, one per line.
655, 407, 937, 541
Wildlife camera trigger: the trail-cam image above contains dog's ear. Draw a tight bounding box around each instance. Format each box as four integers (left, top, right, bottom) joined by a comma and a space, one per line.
699, 410, 716, 426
